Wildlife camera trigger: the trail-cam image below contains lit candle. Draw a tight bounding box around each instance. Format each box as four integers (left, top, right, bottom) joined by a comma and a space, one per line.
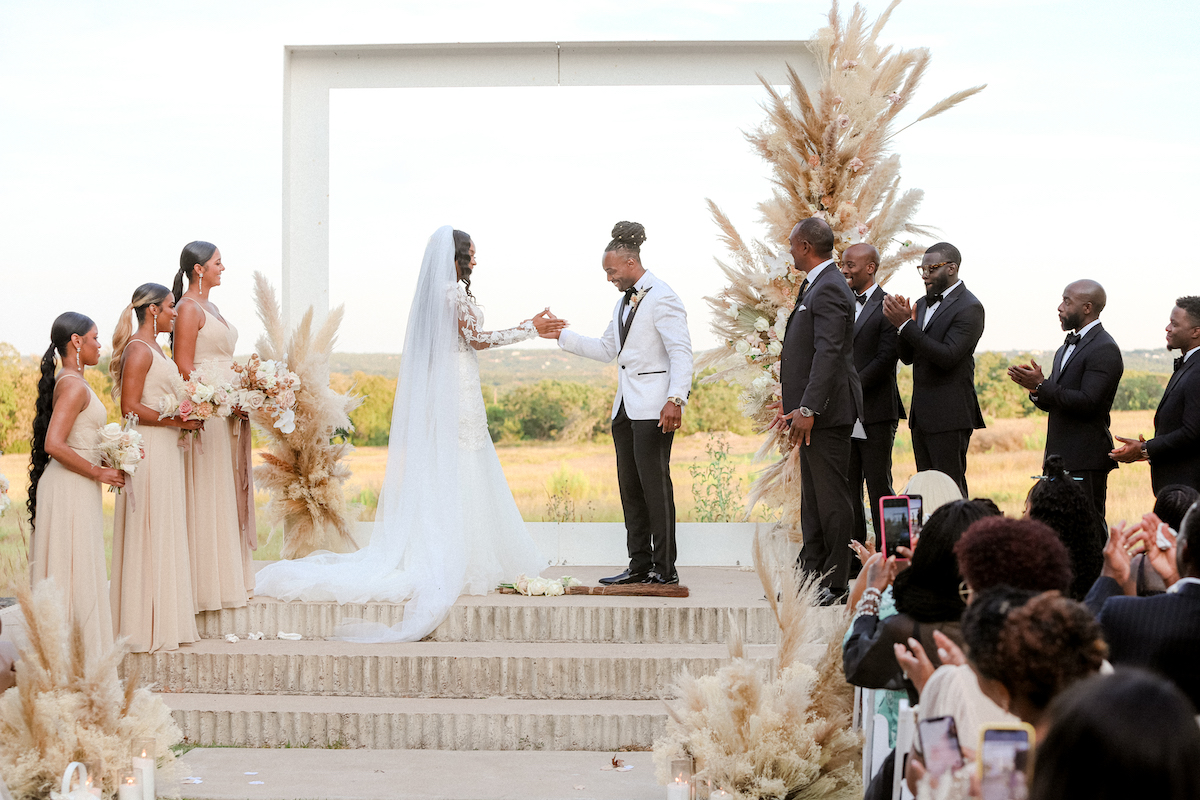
132, 739, 156, 800
710, 792, 733, 799
84, 773, 101, 798
666, 775, 690, 800
118, 770, 141, 800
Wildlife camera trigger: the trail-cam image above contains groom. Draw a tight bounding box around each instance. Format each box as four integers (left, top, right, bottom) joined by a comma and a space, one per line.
544, 222, 693, 584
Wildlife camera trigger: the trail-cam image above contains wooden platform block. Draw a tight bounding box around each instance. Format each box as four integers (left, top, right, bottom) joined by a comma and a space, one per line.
498, 584, 690, 597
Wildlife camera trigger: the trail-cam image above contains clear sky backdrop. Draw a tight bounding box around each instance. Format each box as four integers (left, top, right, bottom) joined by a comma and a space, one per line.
3, 0, 1197, 359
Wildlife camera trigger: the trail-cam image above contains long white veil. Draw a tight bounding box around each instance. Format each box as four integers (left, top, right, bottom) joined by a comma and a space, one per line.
254, 226, 466, 641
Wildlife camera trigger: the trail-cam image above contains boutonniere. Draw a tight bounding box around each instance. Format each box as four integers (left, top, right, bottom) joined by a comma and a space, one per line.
630, 287, 650, 309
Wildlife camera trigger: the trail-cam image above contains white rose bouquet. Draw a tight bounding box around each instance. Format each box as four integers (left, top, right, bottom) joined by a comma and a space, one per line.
96, 413, 145, 494
499, 575, 582, 597
232, 353, 301, 435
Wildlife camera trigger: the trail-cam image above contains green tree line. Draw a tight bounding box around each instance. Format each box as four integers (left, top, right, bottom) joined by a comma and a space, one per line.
0, 344, 1172, 453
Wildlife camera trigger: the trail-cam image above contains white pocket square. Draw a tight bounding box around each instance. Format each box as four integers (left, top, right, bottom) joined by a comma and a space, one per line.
796, 304, 807, 312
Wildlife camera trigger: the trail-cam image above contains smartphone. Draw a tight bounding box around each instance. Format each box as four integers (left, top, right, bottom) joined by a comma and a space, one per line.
908, 494, 923, 544
878, 495, 912, 558
978, 723, 1035, 800
918, 716, 964, 780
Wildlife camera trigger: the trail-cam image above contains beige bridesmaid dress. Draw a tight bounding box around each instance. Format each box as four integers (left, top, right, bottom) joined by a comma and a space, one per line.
181, 300, 256, 611
29, 373, 115, 661
110, 341, 200, 652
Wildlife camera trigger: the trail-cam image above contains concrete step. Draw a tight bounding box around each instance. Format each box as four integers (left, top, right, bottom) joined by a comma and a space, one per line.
164, 694, 669, 751
170, 747, 663, 800
197, 595, 779, 644
129, 639, 778, 699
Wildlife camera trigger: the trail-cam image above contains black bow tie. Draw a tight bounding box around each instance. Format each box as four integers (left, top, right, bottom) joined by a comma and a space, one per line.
926, 292, 944, 305
1064, 332, 1082, 346
855, 293, 868, 306
623, 286, 637, 300
1175, 356, 1185, 372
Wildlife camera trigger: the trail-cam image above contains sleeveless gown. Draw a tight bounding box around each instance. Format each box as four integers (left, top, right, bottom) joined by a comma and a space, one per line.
29, 374, 115, 660
110, 340, 199, 652
181, 302, 253, 611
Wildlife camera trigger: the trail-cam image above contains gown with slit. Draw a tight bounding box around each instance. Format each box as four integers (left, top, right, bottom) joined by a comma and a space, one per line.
110, 340, 199, 652
180, 300, 254, 611
252, 284, 545, 640
29, 373, 115, 661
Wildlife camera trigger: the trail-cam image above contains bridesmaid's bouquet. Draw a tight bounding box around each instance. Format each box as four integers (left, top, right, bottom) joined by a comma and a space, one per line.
232, 353, 301, 435
96, 413, 145, 493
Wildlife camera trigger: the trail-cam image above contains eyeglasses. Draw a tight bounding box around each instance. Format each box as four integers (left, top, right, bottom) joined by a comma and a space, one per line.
916, 261, 954, 277
958, 581, 972, 603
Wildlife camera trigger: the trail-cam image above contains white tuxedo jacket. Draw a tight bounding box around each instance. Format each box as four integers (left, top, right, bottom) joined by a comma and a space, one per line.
558, 271, 693, 420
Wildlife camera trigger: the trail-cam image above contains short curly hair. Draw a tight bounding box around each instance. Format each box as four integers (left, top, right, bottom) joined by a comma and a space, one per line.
955, 516, 1073, 593
991, 592, 1107, 711
1027, 455, 1104, 600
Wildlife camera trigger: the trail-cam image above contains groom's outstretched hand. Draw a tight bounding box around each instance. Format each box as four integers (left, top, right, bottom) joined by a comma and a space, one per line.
532, 308, 568, 339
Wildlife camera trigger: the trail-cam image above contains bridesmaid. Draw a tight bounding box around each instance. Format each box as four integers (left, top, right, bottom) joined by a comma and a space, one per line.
172, 242, 256, 611
27, 312, 124, 661
109, 283, 202, 652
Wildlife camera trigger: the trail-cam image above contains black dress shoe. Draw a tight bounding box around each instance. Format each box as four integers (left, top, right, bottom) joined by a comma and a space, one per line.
816, 587, 848, 607
649, 571, 680, 585
599, 569, 653, 585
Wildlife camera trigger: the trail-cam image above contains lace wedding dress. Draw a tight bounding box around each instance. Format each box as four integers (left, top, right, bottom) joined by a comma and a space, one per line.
254, 226, 546, 642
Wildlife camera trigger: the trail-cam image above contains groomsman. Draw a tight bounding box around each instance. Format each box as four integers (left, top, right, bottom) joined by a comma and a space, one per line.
840, 243, 903, 547
883, 242, 985, 497
1008, 280, 1123, 520
1111, 296, 1200, 494
775, 218, 863, 604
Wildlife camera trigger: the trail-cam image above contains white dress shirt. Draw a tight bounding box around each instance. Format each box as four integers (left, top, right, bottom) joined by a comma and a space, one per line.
922, 279, 962, 330
1061, 318, 1102, 369
854, 282, 879, 323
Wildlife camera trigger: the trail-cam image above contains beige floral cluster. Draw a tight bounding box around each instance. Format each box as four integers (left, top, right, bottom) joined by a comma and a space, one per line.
232, 353, 301, 435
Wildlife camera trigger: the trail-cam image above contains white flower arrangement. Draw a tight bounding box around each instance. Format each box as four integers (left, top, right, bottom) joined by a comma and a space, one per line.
233, 353, 301, 435
0, 472, 10, 516
160, 370, 235, 424
96, 414, 145, 493
499, 575, 582, 597
629, 287, 650, 309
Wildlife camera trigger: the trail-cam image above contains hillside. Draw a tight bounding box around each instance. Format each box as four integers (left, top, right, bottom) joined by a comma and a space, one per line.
994, 348, 1174, 375
331, 349, 618, 391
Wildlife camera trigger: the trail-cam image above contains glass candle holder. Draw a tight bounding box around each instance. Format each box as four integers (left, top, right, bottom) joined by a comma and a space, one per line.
117, 770, 141, 800
131, 738, 156, 800
668, 755, 694, 800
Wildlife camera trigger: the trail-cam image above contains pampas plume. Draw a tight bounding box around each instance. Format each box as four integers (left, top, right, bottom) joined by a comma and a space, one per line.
0, 580, 182, 799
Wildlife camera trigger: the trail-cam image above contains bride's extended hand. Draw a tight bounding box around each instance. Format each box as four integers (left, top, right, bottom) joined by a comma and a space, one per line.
532, 308, 568, 339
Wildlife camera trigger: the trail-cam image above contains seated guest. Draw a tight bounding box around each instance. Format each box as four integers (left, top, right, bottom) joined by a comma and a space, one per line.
1025, 455, 1105, 600
902, 469, 965, 519
1085, 500, 1200, 710
1030, 669, 1200, 800
954, 516, 1076, 599
843, 499, 1000, 703
1130, 483, 1199, 596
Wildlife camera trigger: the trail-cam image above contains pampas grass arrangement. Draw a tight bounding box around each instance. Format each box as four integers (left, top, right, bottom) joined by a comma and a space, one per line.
653, 530, 861, 799
697, 0, 984, 539
250, 272, 363, 559
0, 580, 181, 800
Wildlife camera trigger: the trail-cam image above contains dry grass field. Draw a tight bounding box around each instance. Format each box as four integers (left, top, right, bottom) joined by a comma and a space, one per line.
0, 410, 1161, 589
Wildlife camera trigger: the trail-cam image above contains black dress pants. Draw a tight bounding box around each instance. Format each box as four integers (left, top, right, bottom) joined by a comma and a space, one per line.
912, 427, 973, 497
798, 423, 856, 591
1070, 467, 1110, 525
848, 420, 898, 546
612, 402, 677, 576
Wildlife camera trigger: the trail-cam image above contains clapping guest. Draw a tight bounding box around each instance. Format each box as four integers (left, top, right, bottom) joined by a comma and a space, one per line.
1130, 483, 1198, 596
109, 284, 202, 652
172, 241, 254, 611
1031, 670, 1200, 800
27, 312, 123, 660
1025, 455, 1104, 601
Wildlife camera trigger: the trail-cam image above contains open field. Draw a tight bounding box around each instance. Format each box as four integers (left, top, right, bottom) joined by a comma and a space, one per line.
0, 410, 1159, 590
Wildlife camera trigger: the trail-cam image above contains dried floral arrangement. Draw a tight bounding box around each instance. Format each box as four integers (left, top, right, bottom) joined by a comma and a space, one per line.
249, 272, 363, 559
697, 0, 985, 537
653, 532, 860, 799
0, 580, 181, 799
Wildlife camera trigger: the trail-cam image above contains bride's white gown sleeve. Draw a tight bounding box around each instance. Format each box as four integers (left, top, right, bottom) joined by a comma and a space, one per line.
253, 226, 546, 642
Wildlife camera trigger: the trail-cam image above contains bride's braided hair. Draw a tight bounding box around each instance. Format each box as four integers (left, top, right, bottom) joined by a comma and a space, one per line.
605, 221, 647, 262
452, 229, 475, 300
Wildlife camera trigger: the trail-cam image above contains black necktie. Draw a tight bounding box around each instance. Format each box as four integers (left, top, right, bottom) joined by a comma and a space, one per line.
798, 278, 810, 301
855, 293, 868, 306
1175, 356, 1185, 372
926, 292, 944, 305
1064, 332, 1081, 346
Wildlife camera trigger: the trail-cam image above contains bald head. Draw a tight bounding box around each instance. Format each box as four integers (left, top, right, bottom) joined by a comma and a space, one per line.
841, 243, 879, 293
1058, 279, 1106, 331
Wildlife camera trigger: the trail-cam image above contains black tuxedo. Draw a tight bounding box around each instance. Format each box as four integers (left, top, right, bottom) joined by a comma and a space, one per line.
781, 261, 864, 591
1085, 576, 1200, 711
1146, 353, 1200, 494
1032, 322, 1123, 519
848, 287, 903, 543
896, 282, 985, 496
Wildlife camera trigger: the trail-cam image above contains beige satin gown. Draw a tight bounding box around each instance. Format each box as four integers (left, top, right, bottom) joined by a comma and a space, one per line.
110, 340, 200, 652
180, 300, 255, 611
29, 373, 115, 661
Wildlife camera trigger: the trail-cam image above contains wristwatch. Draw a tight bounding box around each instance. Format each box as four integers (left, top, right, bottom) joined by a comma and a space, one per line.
667, 396, 685, 407
798, 406, 815, 418
1140, 441, 1149, 461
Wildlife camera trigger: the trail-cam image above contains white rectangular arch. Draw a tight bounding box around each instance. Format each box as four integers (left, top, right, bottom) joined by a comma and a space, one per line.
282, 40, 817, 325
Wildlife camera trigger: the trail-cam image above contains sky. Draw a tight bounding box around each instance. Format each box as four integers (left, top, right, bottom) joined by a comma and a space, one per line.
3, 0, 1198, 359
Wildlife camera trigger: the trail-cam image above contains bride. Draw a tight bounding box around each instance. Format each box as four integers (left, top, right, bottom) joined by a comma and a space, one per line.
254, 226, 565, 641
